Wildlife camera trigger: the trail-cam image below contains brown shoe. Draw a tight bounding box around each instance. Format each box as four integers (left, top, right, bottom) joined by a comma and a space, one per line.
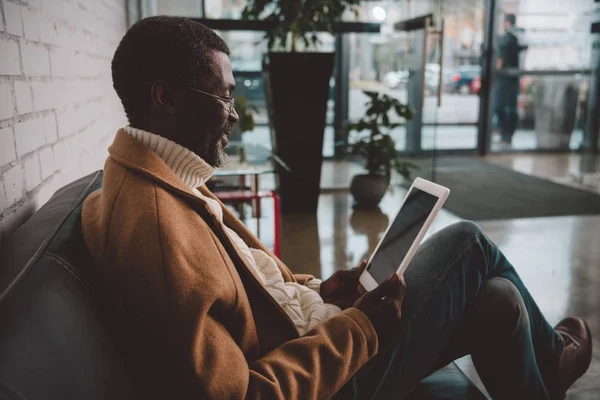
554, 317, 592, 395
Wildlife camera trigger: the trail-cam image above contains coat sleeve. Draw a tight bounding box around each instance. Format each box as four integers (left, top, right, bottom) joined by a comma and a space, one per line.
149, 193, 379, 399
189, 303, 378, 399
248, 308, 378, 399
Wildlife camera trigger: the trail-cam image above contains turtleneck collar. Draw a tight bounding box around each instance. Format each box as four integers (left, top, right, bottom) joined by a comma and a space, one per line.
123, 126, 215, 190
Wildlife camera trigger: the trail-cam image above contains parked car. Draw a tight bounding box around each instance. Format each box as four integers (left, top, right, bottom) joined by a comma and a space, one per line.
444, 65, 481, 95
383, 70, 408, 89
383, 64, 440, 95
471, 75, 481, 95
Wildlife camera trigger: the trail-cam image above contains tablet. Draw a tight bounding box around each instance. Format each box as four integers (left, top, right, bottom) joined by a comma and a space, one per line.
359, 178, 450, 291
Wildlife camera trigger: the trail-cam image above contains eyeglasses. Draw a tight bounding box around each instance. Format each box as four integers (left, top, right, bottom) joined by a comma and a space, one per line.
187, 87, 235, 114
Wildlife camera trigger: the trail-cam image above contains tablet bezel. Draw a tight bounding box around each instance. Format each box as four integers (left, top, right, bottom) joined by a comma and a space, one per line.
358, 177, 450, 291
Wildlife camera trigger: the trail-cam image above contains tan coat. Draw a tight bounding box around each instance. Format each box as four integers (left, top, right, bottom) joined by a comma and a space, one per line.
82, 130, 378, 399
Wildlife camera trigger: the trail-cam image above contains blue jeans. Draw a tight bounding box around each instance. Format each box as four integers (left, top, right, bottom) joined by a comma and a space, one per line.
495, 77, 520, 143
334, 221, 563, 400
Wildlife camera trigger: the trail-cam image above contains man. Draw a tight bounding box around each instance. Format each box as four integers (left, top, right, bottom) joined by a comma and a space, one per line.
82, 16, 591, 399
495, 14, 526, 145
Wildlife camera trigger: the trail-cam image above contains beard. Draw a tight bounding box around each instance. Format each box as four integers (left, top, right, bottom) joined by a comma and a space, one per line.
203, 121, 233, 168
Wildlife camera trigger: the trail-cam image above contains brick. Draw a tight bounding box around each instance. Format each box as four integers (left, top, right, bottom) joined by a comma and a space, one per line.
57, 105, 94, 137
29, 0, 44, 10
0, 182, 8, 213
49, 47, 71, 77
52, 139, 67, 169
0, 199, 37, 241
22, 8, 41, 42
14, 81, 33, 114
5, 1, 24, 36
0, 83, 14, 121
43, 113, 58, 143
36, 173, 61, 206
23, 153, 41, 192
14, 118, 46, 156
43, 0, 66, 20
0, 38, 21, 75
3, 164, 24, 206
22, 43, 51, 76
31, 82, 53, 111
0, 127, 16, 166
63, 0, 84, 28
52, 81, 74, 108
39, 146, 55, 179
38, 13, 56, 45
56, 108, 75, 137
53, 23, 73, 49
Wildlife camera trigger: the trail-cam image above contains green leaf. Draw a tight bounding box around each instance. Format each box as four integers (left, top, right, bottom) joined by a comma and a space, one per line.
363, 91, 379, 99
381, 111, 390, 127
242, 0, 360, 51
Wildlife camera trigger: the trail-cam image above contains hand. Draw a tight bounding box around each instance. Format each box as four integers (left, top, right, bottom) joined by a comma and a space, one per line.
496, 57, 504, 70
320, 261, 367, 310
353, 274, 406, 348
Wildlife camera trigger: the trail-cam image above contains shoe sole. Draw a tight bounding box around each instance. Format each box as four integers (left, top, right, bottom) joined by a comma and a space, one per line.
573, 319, 593, 386
583, 321, 593, 371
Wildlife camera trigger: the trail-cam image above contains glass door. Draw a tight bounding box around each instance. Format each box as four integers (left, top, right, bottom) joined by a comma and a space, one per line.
391, 0, 486, 154
393, 14, 444, 154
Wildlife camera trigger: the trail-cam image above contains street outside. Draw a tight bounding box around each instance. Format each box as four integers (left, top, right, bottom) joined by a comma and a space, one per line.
243, 83, 583, 155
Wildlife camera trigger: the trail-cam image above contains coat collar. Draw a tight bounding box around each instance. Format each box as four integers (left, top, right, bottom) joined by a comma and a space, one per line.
109, 129, 201, 202
107, 129, 293, 281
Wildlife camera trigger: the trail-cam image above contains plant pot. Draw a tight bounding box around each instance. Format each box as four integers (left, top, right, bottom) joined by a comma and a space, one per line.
263, 52, 335, 213
533, 77, 579, 149
350, 174, 388, 209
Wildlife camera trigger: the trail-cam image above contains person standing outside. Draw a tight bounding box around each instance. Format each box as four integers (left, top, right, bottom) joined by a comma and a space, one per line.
495, 14, 525, 145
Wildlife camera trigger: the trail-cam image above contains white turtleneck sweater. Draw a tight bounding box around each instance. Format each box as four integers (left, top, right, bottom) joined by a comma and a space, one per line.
124, 126, 341, 336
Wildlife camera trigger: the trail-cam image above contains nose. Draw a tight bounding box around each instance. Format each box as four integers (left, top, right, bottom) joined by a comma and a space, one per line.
229, 105, 240, 123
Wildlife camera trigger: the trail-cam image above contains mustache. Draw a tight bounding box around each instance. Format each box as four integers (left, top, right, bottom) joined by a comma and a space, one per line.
222, 122, 233, 135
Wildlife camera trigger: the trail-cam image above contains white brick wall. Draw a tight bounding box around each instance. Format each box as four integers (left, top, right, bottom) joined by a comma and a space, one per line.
0, 0, 128, 244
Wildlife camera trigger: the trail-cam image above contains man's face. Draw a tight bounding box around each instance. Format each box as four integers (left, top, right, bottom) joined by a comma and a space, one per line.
173, 50, 239, 167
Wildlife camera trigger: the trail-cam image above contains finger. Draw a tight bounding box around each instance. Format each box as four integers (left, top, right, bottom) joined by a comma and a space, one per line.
348, 260, 368, 280
383, 295, 402, 320
356, 260, 368, 275
371, 274, 401, 298
357, 283, 366, 296
380, 299, 402, 321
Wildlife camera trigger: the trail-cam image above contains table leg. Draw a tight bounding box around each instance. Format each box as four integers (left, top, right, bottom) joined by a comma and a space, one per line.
251, 174, 261, 219
239, 175, 246, 219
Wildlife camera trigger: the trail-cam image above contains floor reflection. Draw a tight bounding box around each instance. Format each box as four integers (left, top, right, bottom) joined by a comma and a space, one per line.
349, 207, 389, 264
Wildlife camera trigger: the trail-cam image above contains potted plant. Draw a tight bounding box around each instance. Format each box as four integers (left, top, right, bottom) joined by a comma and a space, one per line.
242, 0, 361, 213
345, 91, 418, 209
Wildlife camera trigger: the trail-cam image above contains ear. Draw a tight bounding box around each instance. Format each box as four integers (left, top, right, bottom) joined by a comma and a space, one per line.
150, 80, 176, 115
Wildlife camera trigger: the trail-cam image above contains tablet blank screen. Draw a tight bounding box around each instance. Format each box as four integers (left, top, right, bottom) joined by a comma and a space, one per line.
366, 188, 439, 284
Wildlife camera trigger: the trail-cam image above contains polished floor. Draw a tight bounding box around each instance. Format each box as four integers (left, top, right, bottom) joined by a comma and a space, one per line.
235, 153, 600, 399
